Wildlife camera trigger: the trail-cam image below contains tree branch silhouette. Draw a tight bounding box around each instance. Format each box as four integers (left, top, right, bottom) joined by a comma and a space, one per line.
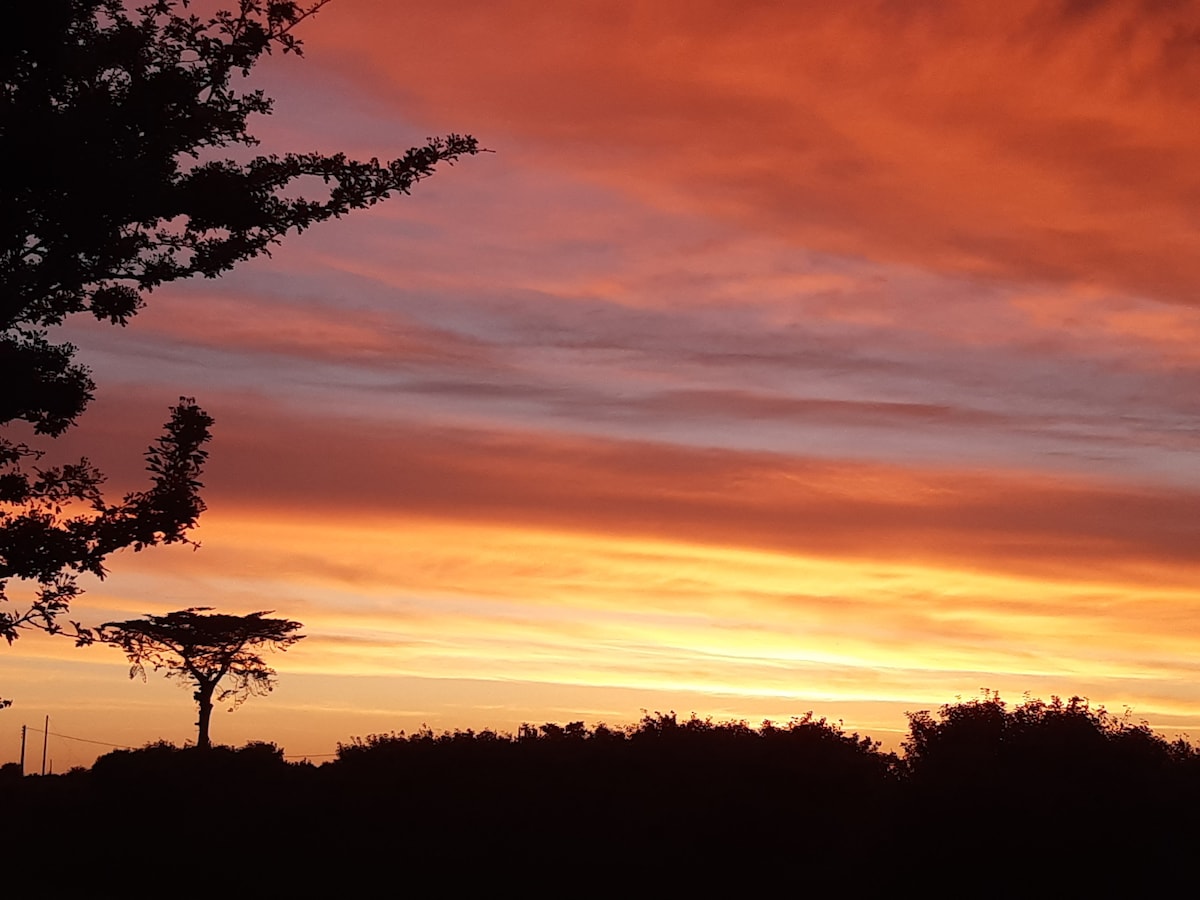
1, 0, 479, 648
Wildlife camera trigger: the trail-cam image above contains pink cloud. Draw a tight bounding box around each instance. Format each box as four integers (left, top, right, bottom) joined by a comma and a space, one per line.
302, 0, 1200, 306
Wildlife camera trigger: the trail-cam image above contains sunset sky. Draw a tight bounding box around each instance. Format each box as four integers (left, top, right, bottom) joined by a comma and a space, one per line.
6, 0, 1200, 768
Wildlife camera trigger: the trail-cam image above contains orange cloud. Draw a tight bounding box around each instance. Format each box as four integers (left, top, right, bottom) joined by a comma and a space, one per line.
42, 505, 1198, 762
127, 290, 499, 370
56, 389, 1200, 592
308, 0, 1200, 305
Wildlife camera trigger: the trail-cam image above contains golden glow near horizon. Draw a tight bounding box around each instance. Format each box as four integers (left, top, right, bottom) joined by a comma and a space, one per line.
8, 503, 1196, 765
5, 1, 1200, 767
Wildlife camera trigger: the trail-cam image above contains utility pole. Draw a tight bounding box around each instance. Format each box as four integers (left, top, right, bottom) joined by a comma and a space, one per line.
41, 714, 48, 776
19, 724, 26, 775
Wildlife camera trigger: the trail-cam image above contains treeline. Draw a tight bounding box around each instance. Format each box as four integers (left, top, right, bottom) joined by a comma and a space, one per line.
3, 694, 1198, 886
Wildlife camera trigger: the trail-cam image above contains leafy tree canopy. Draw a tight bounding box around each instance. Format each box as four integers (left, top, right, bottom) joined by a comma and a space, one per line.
96, 607, 304, 748
1, 0, 479, 644
0, 397, 212, 643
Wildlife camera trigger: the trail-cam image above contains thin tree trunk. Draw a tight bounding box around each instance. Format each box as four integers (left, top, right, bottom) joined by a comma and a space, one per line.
195, 683, 215, 750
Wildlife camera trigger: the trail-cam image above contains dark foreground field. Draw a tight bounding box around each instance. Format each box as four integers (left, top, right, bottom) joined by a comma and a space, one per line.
4, 697, 1197, 890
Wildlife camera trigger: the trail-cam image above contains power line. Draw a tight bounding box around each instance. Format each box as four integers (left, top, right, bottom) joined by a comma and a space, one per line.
21, 725, 341, 759
24, 726, 134, 751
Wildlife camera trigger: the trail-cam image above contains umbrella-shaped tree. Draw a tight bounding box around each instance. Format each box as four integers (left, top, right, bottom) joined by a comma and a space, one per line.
97, 607, 304, 748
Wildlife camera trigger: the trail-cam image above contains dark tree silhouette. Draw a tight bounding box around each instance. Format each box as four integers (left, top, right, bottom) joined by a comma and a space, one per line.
1, 398, 211, 644
96, 607, 304, 748
1, 0, 479, 643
